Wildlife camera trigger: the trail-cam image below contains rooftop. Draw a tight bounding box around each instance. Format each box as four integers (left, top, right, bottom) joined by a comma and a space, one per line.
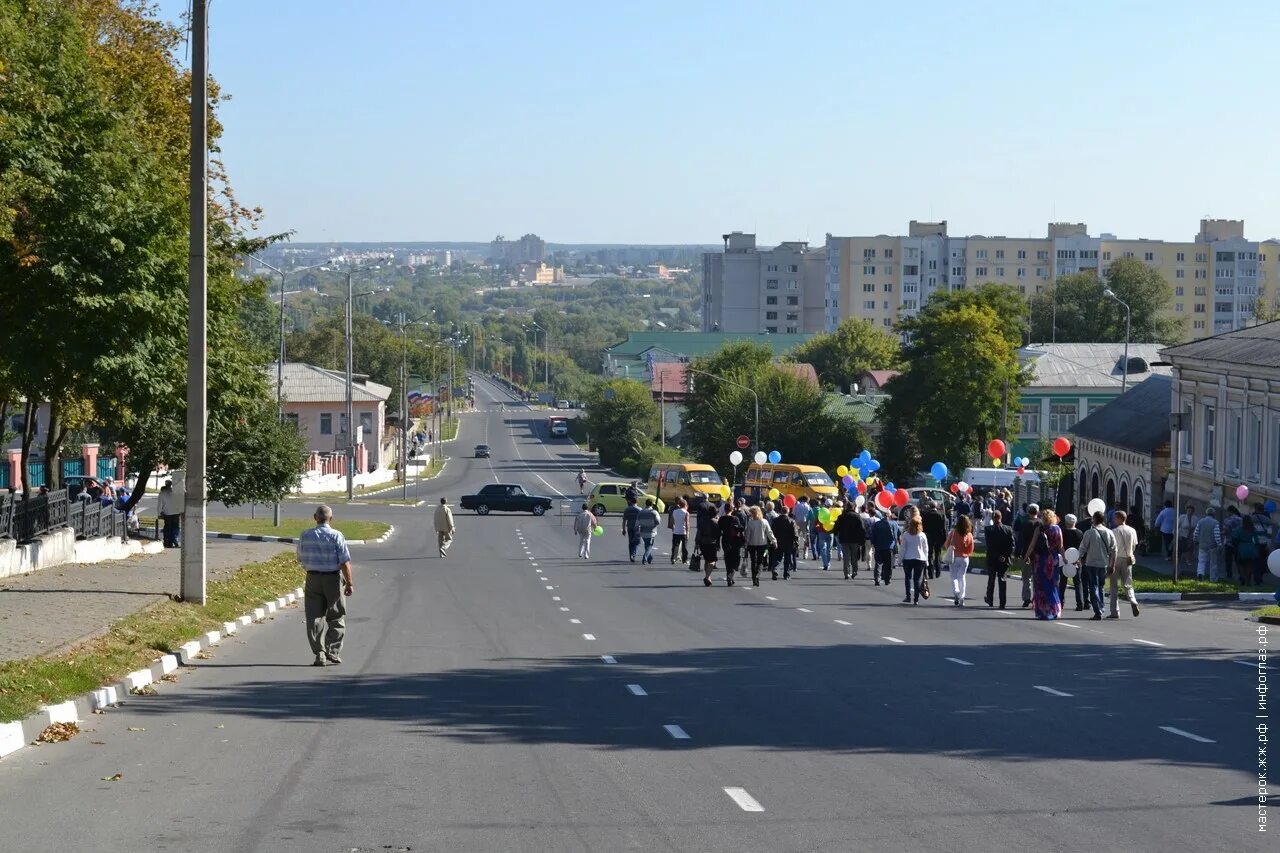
823, 393, 886, 425
1159, 320, 1280, 368
651, 361, 819, 396
606, 331, 814, 359
1018, 343, 1171, 390
1069, 374, 1173, 454
269, 362, 392, 404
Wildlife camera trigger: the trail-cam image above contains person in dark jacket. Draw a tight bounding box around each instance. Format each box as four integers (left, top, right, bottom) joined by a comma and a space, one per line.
921, 500, 948, 580
769, 508, 798, 580
718, 502, 745, 585
870, 511, 899, 586
622, 496, 642, 562
695, 500, 721, 587
1058, 514, 1086, 611
1014, 504, 1040, 607
834, 506, 867, 579
983, 511, 1015, 608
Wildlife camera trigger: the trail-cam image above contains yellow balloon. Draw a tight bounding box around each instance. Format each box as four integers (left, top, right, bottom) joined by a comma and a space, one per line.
836, 465, 848, 477
768, 488, 780, 501
851, 470, 861, 481
830, 507, 842, 519
719, 485, 731, 499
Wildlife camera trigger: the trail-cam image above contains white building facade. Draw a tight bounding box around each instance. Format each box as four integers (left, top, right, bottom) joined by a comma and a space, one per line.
702, 232, 826, 334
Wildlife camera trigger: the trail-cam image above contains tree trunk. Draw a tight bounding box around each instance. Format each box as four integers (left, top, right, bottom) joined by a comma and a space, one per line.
19, 398, 37, 499
122, 467, 153, 513
43, 398, 65, 491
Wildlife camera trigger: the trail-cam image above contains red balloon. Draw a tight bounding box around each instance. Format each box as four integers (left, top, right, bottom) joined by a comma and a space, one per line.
782, 493, 797, 509
987, 439, 1006, 459
856, 481, 867, 494
1053, 436, 1071, 457
950, 483, 960, 493
894, 489, 909, 507
875, 490, 893, 510
1017, 466, 1025, 476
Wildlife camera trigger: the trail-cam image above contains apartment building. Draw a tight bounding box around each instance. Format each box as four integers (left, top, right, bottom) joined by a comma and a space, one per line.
825, 219, 1280, 340
702, 232, 827, 334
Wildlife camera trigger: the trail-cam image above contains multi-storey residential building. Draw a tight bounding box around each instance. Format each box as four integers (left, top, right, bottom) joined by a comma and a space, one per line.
825, 219, 1280, 340
702, 232, 827, 334
489, 233, 546, 267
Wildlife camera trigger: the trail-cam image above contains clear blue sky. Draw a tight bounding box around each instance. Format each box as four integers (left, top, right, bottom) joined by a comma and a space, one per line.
162, 0, 1280, 245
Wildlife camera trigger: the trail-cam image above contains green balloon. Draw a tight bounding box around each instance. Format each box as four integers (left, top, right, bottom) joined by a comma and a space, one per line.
817, 507, 831, 523
592, 526, 604, 536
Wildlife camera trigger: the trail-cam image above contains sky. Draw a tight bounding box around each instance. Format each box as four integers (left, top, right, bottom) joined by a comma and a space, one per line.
159, 0, 1280, 245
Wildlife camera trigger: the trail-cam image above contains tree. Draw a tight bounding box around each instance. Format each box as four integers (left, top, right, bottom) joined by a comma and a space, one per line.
789, 318, 901, 391
1029, 258, 1184, 344
885, 294, 1031, 478
583, 380, 659, 469
681, 342, 869, 478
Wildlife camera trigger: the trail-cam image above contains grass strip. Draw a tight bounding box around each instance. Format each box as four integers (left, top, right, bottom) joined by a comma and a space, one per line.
1253, 605, 1280, 618
0, 553, 304, 723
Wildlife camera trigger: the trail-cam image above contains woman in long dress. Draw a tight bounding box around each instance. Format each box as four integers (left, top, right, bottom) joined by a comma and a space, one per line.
1027, 508, 1064, 620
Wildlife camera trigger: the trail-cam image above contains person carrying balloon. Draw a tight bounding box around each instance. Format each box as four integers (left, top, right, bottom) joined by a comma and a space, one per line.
813, 499, 835, 571
573, 503, 598, 560
1058, 514, 1087, 611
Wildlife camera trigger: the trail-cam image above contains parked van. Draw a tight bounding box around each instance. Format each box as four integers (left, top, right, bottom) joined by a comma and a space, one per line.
740, 463, 837, 504
647, 463, 724, 503
960, 467, 1043, 489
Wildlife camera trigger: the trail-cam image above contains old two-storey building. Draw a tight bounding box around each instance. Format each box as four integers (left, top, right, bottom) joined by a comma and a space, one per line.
1159, 322, 1280, 514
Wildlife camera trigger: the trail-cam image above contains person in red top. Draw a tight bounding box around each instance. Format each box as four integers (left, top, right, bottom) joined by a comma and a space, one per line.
945, 515, 975, 606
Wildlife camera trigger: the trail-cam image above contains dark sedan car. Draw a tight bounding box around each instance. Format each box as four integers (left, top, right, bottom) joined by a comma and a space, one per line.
474, 444, 491, 458
459, 484, 554, 516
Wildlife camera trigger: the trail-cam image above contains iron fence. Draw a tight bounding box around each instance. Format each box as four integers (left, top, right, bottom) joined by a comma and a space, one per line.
0, 489, 125, 543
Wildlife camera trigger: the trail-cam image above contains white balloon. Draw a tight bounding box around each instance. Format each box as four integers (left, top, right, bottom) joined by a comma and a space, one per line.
854, 495, 866, 508
1087, 498, 1106, 516
729, 450, 743, 466
753, 451, 767, 465
957, 481, 969, 494
1269, 548, 1280, 578
1062, 563, 1077, 579
1063, 547, 1080, 565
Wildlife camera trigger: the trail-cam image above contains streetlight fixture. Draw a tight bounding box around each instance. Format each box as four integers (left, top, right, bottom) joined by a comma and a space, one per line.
685, 366, 759, 453
250, 256, 330, 527
1103, 287, 1132, 395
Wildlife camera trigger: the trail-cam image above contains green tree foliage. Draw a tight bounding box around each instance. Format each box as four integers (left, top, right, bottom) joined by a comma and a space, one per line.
681, 342, 868, 478
1029, 258, 1184, 344
583, 380, 659, 469
789, 318, 901, 390
884, 289, 1031, 478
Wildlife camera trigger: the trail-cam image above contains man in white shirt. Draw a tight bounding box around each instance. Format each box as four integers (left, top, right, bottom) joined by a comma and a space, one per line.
669, 498, 689, 565
573, 503, 597, 559
1108, 510, 1140, 618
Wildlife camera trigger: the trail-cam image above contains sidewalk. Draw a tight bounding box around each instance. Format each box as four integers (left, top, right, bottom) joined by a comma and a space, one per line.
0, 540, 288, 662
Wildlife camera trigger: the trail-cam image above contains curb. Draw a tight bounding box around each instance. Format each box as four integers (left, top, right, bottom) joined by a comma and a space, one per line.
0, 585, 306, 762
1133, 590, 1280, 603
205, 525, 395, 546
349, 525, 395, 546
1257, 616, 1280, 626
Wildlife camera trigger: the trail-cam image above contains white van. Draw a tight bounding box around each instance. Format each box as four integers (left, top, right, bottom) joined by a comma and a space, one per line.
961, 467, 1043, 489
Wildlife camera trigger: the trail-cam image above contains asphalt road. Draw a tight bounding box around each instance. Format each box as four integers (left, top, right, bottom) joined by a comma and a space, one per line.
0, 374, 1269, 852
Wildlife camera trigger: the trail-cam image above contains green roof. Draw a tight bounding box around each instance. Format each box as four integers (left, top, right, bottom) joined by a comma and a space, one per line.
606, 331, 815, 359
823, 393, 884, 425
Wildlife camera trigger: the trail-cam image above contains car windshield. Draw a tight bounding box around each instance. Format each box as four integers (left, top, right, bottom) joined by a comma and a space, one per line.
804, 472, 834, 486
689, 471, 721, 484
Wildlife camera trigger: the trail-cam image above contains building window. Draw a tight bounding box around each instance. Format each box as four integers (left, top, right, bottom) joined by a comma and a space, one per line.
766, 279, 779, 289
1176, 270, 1185, 278
1175, 303, 1184, 313
786, 312, 799, 321
974, 266, 988, 277
1037, 250, 1048, 260
1176, 252, 1185, 262
1175, 286, 1184, 296
976, 249, 988, 259
951, 266, 964, 277
1196, 252, 1207, 263
786, 296, 798, 305
1144, 252, 1154, 262
1057, 250, 1075, 260
884, 249, 894, 259
863, 283, 875, 292
1102, 251, 1112, 261
995, 267, 1004, 276
883, 301, 891, 310
1194, 303, 1206, 313
1195, 286, 1207, 296
1195, 270, 1207, 279
1017, 267, 1026, 278
1036, 268, 1048, 278
1180, 402, 1193, 463
883, 283, 893, 292
1049, 402, 1078, 434
1273, 417, 1280, 483
1202, 403, 1215, 467
765, 311, 778, 320
863, 248, 876, 259
883, 318, 892, 327
787, 264, 798, 273
1247, 411, 1263, 480
863, 265, 875, 275
1226, 410, 1244, 475
786, 326, 798, 334
285, 413, 300, 429
995, 249, 1005, 259
903, 264, 919, 276
1019, 403, 1041, 436
864, 300, 876, 310
766, 264, 778, 272
786, 280, 798, 290
928, 260, 938, 270
359, 412, 373, 438
320, 413, 333, 435
1017, 250, 1027, 259
765, 326, 778, 334
902, 299, 917, 309
1124, 251, 1133, 258
766, 296, 777, 305
1194, 320, 1206, 330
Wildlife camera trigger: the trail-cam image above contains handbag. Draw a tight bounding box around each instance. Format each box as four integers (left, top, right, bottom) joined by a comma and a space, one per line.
943, 545, 955, 566
689, 543, 702, 572
920, 579, 931, 599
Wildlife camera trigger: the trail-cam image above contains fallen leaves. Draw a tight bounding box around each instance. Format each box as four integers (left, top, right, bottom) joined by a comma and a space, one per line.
126, 726, 145, 732
101, 772, 123, 782
36, 722, 79, 743
130, 684, 157, 696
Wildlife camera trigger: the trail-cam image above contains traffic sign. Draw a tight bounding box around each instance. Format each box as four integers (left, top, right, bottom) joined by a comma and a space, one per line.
736, 435, 750, 450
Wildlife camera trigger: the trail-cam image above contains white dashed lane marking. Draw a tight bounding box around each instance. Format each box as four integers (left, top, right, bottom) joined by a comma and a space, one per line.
765, 596, 778, 601
946, 657, 975, 666
1056, 622, 1081, 629
1133, 638, 1165, 647
601, 655, 617, 664
560, 607, 570, 611
626, 684, 647, 696
797, 608, 812, 613
569, 618, 581, 624
545, 585, 555, 590
723, 787, 765, 812
882, 636, 905, 644
1160, 726, 1215, 743
834, 619, 852, 626
552, 596, 561, 601
664, 724, 690, 740
582, 634, 596, 641
1034, 685, 1072, 697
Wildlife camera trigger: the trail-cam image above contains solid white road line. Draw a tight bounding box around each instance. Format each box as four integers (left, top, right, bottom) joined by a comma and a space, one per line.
1133, 638, 1165, 647
601, 655, 617, 664
570, 618, 581, 624
583, 634, 596, 641
723, 787, 765, 812
946, 657, 975, 666
882, 636, 905, 643
797, 608, 813, 613
834, 619, 852, 626
1159, 726, 1215, 743
1034, 685, 1073, 697
664, 724, 690, 740
627, 684, 647, 696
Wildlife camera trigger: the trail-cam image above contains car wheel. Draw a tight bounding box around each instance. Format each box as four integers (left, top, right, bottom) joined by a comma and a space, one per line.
592, 504, 606, 517
532, 504, 546, 516
476, 504, 490, 515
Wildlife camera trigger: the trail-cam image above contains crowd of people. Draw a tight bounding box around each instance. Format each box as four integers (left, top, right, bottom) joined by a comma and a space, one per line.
1153, 500, 1277, 586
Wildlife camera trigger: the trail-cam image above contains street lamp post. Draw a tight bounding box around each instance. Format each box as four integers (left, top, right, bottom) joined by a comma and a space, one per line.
250, 256, 329, 527
685, 367, 759, 453
1104, 288, 1132, 395
395, 312, 433, 501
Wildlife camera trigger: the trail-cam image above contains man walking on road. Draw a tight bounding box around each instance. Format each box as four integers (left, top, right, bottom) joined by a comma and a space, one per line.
573, 503, 596, 559
576, 469, 588, 494
637, 499, 662, 564
434, 497, 455, 558
1078, 511, 1116, 621
669, 497, 689, 564
1015, 504, 1040, 608
622, 495, 642, 562
1193, 506, 1222, 580
1108, 510, 1140, 618
834, 503, 866, 579
297, 505, 354, 666
921, 499, 947, 579
983, 510, 1014, 609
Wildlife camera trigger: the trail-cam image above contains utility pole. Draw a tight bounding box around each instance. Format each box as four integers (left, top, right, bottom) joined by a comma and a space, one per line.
181, 0, 208, 604
345, 270, 354, 501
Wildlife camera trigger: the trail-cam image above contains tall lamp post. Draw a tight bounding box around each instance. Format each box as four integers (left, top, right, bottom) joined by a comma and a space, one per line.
395, 312, 433, 501
1103, 288, 1132, 395
685, 367, 759, 453
250, 256, 329, 527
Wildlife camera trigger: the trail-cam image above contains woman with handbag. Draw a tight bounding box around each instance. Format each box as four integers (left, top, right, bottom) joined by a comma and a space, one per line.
1026, 509, 1064, 620
900, 515, 930, 604
744, 505, 777, 587
944, 515, 975, 606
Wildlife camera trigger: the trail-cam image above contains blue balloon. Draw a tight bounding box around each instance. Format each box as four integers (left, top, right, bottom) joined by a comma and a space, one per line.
867, 459, 881, 472
885, 481, 896, 493
930, 461, 948, 481
767, 450, 782, 464
1267, 500, 1277, 514
859, 449, 871, 463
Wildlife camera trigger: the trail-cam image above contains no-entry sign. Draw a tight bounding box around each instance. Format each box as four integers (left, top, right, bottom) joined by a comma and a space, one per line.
736, 435, 751, 450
